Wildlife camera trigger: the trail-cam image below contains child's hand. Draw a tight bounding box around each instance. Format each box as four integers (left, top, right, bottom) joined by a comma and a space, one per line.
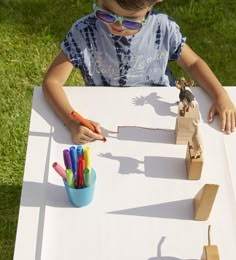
69, 120, 104, 144
208, 95, 236, 134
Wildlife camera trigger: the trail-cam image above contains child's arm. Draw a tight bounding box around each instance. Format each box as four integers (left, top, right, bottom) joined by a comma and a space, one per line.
42, 51, 103, 143
177, 44, 236, 134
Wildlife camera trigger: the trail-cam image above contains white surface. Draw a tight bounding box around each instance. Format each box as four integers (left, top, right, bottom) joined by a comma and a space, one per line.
14, 87, 236, 260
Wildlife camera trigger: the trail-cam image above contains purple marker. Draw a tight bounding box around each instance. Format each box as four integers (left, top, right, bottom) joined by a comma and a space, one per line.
63, 149, 72, 169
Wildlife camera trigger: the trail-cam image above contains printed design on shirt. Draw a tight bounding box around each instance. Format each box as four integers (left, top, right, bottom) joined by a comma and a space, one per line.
155, 24, 161, 50
62, 12, 184, 86
167, 16, 185, 61
63, 31, 95, 85
80, 19, 98, 52
78, 17, 111, 86
128, 50, 168, 86
89, 49, 168, 86
146, 75, 164, 86
112, 35, 133, 86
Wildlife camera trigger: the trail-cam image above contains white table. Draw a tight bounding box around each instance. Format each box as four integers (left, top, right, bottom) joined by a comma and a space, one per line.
14, 87, 236, 260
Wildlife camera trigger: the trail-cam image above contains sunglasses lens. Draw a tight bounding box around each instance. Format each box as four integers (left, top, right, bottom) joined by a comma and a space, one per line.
96, 10, 116, 24
95, 8, 143, 31
122, 20, 143, 30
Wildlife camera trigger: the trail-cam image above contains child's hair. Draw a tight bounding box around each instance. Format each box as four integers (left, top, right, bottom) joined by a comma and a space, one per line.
116, 0, 157, 11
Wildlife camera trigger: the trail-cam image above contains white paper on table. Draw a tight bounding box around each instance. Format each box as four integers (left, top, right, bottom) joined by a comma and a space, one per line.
14, 87, 236, 260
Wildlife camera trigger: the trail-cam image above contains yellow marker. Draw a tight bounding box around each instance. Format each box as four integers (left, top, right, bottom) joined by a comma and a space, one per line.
83, 147, 92, 172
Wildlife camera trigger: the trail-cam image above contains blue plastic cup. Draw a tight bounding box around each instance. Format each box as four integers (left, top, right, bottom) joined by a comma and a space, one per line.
63, 169, 96, 207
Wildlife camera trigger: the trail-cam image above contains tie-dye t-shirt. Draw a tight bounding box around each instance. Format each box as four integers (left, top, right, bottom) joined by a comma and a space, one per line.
61, 10, 186, 86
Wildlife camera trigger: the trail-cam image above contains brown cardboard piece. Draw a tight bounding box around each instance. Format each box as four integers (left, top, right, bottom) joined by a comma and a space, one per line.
194, 184, 219, 221
201, 225, 220, 260
175, 103, 200, 144
186, 142, 204, 180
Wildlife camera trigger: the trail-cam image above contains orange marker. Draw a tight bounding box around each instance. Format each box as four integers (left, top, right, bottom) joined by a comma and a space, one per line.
71, 111, 106, 142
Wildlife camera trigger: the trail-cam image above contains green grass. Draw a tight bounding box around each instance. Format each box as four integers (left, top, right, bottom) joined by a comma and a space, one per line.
161, 0, 236, 84
0, 0, 235, 259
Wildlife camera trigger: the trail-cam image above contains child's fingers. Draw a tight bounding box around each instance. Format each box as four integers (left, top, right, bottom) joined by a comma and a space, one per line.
208, 105, 217, 123
208, 105, 236, 134
82, 128, 98, 140
89, 120, 102, 133
87, 131, 104, 140
231, 112, 236, 132
224, 112, 235, 134
72, 127, 94, 144
89, 121, 105, 140
71, 120, 105, 144
83, 127, 104, 141
220, 112, 226, 132
72, 133, 91, 144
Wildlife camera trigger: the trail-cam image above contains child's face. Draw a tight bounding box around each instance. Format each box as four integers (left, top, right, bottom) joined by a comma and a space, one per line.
97, 0, 152, 37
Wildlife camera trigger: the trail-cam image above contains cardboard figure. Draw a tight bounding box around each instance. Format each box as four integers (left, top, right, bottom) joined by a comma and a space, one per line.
175, 106, 201, 144
201, 225, 220, 260
189, 119, 203, 159
175, 78, 200, 144
176, 77, 195, 115
194, 184, 219, 221
185, 120, 204, 180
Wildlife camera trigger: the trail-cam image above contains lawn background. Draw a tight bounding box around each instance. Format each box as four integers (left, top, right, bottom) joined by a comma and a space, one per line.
0, 0, 235, 259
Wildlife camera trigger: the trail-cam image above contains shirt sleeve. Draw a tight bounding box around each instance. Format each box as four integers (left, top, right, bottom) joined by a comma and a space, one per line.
168, 17, 186, 61
60, 21, 83, 68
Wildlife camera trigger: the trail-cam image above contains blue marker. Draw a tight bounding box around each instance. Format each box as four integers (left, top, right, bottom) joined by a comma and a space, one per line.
70, 146, 78, 178
77, 145, 83, 158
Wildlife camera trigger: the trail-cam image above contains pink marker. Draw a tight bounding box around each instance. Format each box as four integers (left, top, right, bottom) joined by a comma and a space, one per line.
52, 162, 67, 179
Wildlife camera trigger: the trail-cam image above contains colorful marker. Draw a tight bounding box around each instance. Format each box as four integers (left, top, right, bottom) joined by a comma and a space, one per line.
83, 168, 92, 187
77, 145, 83, 158
52, 162, 67, 179
77, 157, 85, 188
63, 149, 72, 169
71, 111, 106, 142
66, 169, 74, 188
69, 146, 77, 178
83, 146, 92, 173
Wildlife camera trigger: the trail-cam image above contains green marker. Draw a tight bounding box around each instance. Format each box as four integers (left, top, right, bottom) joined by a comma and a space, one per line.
83, 168, 92, 187
66, 169, 74, 188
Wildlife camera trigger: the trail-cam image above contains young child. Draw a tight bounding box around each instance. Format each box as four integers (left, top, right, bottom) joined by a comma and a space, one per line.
43, 0, 236, 144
